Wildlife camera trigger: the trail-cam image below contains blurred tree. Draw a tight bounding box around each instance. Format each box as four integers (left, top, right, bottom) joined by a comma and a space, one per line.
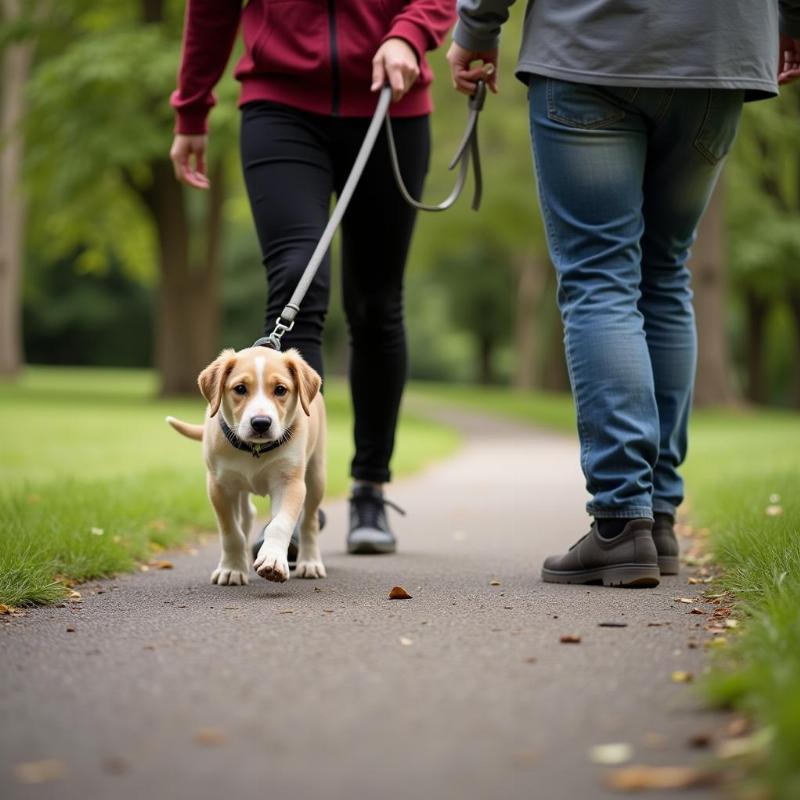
692, 179, 738, 407
726, 85, 800, 406
23, 0, 238, 394
0, 0, 50, 376
414, 6, 554, 387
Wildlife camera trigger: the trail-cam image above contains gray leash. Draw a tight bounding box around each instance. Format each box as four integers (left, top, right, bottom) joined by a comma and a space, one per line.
254, 81, 487, 352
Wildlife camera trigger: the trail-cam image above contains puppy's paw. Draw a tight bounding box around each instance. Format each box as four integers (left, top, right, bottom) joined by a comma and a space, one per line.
295, 559, 326, 579
254, 547, 290, 583
211, 565, 249, 586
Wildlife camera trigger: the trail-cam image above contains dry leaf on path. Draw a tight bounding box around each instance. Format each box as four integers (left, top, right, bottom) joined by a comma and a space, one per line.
598, 622, 628, 628
688, 733, 712, 749
0, 604, 12, 615
194, 728, 226, 746
606, 764, 719, 791
589, 743, 633, 765
489, 580, 501, 586
149, 560, 174, 570
14, 759, 67, 784
560, 634, 582, 644
399, 636, 413, 646
388, 586, 412, 600
673, 597, 694, 604
689, 608, 705, 615
671, 671, 694, 683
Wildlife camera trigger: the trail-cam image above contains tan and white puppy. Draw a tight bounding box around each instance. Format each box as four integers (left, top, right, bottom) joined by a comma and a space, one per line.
167, 346, 325, 586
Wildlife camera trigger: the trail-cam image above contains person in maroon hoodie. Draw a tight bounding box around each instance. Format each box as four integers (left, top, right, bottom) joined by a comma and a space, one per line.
169, 1, 455, 560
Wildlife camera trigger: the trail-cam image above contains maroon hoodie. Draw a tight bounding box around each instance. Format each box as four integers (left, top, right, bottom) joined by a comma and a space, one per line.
171, 0, 456, 134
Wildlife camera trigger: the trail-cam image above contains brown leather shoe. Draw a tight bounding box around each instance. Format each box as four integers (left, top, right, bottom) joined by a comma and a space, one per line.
653, 513, 680, 575
541, 519, 660, 588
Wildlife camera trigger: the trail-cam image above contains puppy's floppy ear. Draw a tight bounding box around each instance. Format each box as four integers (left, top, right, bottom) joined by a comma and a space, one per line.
283, 349, 321, 416
197, 349, 236, 418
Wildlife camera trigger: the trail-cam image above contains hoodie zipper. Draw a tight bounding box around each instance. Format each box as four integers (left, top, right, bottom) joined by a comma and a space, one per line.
328, 0, 340, 116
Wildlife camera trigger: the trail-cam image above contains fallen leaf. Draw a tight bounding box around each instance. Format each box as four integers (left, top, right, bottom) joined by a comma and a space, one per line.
606, 765, 719, 791
511, 751, 538, 767
489, 580, 501, 586
523, 657, 537, 664
689, 608, 705, 615
194, 728, 226, 746
150, 560, 174, 570
399, 636, 413, 646
0, 604, 12, 615
725, 717, 751, 738
68, 590, 81, 602
388, 586, 412, 600
323, 609, 334, 613
673, 597, 694, 604
688, 576, 713, 585
688, 733, 712, 749
560, 634, 581, 644
671, 671, 694, 683
724, 618, 739, 629
503, 605, 513, 610
646, 622, 668, 627
279, 610, 294, 614
598, 621, 628, 628
590, 743, 633, 765
102, 755, 129, 775
66, 626, 76, 633
143, 644, 156, 651
14, 759, 67, 784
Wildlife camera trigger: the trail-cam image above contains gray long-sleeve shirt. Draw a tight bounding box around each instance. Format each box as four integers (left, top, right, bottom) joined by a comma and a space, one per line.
454, 0, 800, 100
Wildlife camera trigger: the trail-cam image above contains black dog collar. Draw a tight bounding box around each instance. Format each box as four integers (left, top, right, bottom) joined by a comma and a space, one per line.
218, 417, 295, 458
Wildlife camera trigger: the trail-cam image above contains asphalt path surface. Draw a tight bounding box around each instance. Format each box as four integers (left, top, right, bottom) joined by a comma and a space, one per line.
1, 409, 726, 799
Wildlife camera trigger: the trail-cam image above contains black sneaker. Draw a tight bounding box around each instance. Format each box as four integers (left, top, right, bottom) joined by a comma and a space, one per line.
251, 509, 327, 568
541, 519, 660, 588
347, 485, 404, 555
653, 512, 680, 575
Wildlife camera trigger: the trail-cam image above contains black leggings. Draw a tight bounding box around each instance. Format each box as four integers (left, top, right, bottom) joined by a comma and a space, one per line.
240, 102, 430, 483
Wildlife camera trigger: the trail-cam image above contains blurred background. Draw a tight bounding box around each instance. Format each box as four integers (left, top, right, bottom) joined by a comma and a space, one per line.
2, 0, 800, 406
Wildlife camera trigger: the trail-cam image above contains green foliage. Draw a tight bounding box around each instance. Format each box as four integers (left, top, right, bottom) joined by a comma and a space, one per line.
0, 367, 459, 606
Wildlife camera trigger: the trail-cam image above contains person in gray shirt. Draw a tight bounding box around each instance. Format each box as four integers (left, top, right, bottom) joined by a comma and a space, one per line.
447, 2, 800, 587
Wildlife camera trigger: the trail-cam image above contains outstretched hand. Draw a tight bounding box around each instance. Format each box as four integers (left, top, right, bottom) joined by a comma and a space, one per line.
446, 41, 499, 95
371, 38, 420, 102
170, 134, 210, 190
779, 33, 800, 84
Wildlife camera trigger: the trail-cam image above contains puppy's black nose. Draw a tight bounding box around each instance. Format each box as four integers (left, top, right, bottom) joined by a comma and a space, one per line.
250, 416, 272, 434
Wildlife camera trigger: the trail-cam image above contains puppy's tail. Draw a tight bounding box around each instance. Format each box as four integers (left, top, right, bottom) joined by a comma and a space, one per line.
165, 416, 204, 441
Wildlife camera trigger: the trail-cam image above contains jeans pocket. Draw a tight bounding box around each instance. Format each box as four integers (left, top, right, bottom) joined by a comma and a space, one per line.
546, 78, 638, 130
693, 90, 745, 165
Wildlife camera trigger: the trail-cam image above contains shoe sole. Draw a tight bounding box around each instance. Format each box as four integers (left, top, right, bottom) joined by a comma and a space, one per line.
658, 555, 680, 575
347, 541, 396, 555
541, 563, 660, 588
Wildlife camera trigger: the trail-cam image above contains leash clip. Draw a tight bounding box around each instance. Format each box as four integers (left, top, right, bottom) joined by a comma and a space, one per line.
253, 316, 295, 351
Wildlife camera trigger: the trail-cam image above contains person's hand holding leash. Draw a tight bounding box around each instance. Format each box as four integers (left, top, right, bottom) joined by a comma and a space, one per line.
371, 38, 420, 102
447, 41, 498, 95
779, 33, 800, 84
170, 134, 210, 189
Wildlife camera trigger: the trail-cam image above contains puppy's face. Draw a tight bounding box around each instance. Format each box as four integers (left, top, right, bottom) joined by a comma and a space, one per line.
198, 347, 321, 444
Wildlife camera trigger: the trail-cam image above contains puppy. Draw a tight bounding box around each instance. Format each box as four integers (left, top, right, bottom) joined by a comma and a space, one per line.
167, 346, 326, 585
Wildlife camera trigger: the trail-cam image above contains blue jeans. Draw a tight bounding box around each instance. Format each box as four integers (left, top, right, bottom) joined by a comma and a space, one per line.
528, 78, 743, 519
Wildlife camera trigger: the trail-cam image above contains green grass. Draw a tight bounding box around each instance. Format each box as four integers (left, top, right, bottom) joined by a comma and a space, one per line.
0, 367, 459, 607
682, 411, 800, 800
413, 382, 800, 797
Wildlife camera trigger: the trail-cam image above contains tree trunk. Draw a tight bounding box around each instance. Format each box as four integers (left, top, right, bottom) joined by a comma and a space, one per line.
0, 0, 35, 377
690, 179, 737, 407
140, 160, 223, 396
512, 255, 546, 390
477, 335, 494, 385
743, 289, 769, 405
788, 288, 800, 409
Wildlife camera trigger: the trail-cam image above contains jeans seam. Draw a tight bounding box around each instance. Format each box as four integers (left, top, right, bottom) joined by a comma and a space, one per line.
546, 77, 626, 130
693, 90, 721, 165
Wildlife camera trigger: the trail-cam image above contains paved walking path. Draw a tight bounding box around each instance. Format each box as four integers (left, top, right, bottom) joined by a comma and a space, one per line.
1, 409, 724, 799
